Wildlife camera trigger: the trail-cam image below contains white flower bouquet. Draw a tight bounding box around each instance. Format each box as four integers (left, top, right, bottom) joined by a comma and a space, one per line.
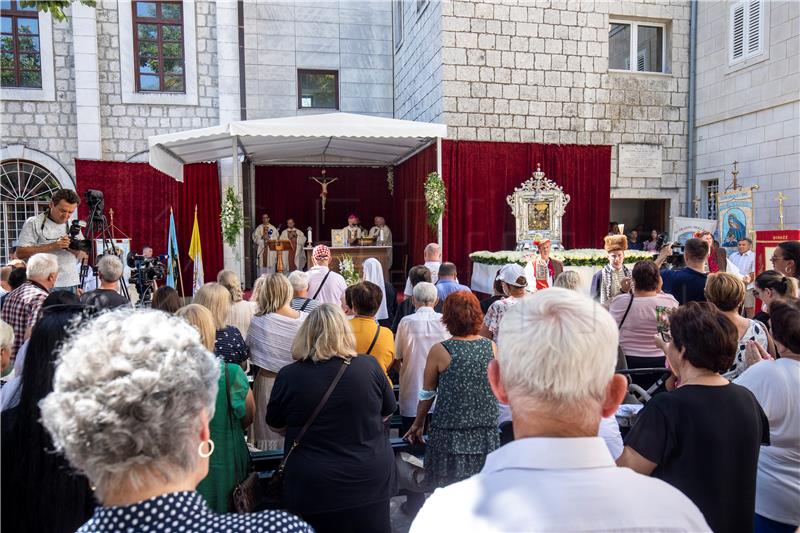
338, 254, 361, 286
220, 186, 244, 248
470, 248, 655, 267
424, 171, 446, 229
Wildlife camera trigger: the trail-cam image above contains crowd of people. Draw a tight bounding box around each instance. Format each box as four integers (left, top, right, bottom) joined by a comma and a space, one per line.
1, 193, 799, 533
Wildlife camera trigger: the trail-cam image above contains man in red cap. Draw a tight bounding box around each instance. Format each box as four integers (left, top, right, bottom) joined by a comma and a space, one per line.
342, 214, 365, 245
306, 244, 348, 306
531, 238, 563, 290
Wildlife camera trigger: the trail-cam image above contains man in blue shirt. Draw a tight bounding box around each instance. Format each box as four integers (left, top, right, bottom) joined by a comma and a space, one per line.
656, 238, 709, 305
435, 262, 471, 302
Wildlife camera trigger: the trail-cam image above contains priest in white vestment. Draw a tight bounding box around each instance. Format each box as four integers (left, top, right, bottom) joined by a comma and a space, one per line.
279, 218, 306, 272
252, 213, 278, 274
368, 216, 393, 267
342, 214, 365, 244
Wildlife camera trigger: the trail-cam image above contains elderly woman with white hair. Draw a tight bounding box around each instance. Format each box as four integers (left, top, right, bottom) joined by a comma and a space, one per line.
410, 289, 711, 532
39, 309, 312, 532
217, 270, 257, 337
287, 270, 319, 313
266, 303, 397, 533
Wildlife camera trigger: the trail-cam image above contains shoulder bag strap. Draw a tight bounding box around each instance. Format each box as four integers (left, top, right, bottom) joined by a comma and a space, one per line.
311, 271, 332, 300
299, 298, 311, 312
365, 324, 381, 355
278, 357, 351, 470
617, 293, 635, 330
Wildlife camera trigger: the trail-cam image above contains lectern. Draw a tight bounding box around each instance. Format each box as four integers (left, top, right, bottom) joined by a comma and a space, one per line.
268, 240, 293, 273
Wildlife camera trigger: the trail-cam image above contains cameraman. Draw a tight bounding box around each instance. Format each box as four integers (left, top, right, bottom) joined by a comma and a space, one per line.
655, 237, 710, 305
15, 189, 85, 293
80, 255, 130, 310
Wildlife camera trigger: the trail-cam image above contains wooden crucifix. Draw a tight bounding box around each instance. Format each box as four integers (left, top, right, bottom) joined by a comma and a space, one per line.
310, 169, 338, 224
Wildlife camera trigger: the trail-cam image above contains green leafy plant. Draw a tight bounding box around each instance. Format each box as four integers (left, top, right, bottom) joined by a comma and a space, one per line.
220, 186, 244, 248
24, 0, 97, 22
424, 171, 446, 229
469, 249, 655, 267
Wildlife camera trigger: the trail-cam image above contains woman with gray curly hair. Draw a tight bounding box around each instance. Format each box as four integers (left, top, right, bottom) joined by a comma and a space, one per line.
40, 309, 312, 533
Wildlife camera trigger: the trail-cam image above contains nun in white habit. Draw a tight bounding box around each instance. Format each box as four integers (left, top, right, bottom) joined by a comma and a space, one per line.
362, 258, 396, 326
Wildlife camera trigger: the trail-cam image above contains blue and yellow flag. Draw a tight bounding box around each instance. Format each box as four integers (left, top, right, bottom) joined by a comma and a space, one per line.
188, 205, 204, 295
166, 208, 180, 289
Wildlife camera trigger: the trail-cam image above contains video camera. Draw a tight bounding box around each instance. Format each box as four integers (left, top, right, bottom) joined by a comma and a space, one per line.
127, 251, 167, 285
654, 233, 685, 269
67, 220, 92, 253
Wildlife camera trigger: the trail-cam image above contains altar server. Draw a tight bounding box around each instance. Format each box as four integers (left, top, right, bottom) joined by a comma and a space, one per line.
591, 235, 631, 305
279, 218, 306, 272
252, 213, 278, 274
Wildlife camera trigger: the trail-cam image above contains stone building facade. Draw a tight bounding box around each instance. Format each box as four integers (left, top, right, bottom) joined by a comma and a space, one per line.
1, 0, 797, 266
694, 0, 799, 230
395, 0, 692, 230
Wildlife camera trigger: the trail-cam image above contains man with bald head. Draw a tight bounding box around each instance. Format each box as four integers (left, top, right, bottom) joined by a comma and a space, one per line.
405, 243, 441, 296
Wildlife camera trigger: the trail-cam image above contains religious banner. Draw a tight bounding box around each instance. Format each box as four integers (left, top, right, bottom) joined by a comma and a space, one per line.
717, 188, 755, 250
670, 217, 717, 245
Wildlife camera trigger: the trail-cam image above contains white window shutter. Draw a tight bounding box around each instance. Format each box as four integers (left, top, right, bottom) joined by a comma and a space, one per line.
747, 0, 762, 55
731, 3, 745, 61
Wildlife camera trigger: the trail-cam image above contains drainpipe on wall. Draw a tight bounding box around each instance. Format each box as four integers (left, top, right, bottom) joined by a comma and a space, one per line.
237, 0, 247, 121
686, 0, 698, 217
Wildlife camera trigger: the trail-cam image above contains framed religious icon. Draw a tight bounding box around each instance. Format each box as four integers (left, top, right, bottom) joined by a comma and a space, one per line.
331, 229, 346, 247
507, 164, 571, 250
717, 187, 756, 250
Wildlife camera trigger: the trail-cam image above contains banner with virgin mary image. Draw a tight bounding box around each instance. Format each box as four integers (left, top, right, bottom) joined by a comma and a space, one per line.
717, 188, 755, 250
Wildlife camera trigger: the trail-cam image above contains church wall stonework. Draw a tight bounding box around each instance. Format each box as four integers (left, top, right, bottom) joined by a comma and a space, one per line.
437, 0, 691, 218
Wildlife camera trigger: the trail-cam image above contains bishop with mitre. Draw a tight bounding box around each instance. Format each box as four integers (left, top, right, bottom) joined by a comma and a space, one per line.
279, 218, 306, 272
252, 213, 278, 274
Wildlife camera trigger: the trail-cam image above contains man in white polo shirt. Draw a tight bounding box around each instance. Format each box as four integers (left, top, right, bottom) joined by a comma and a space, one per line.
306, 244, 347, 306
410, 288, 710, 533
729, 237, 756, 317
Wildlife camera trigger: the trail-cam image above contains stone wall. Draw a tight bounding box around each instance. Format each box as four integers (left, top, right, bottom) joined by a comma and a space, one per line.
394, 0, 444, 122
95, 0, 219, 160
695, 0, 799, 230
243, 0, 393, 120
438, 0, 691, 215
0, 18, 79, 179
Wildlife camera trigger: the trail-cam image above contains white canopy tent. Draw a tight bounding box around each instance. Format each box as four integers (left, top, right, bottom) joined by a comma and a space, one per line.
147, 112, 447, 181
147, 112, 447, 243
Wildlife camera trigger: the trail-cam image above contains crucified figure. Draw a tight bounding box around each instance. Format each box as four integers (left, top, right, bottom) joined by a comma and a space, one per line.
310, 169, 338, 223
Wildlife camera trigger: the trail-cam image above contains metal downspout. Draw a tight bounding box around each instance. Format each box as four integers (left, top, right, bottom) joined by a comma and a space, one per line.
686, 0, 698, 216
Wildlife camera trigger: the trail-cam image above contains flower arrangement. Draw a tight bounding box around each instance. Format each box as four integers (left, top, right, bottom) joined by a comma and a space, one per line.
424, 171, 446, 229
470, 249, 655, 267
220, 186, 244, 248
338, 254, 361, 286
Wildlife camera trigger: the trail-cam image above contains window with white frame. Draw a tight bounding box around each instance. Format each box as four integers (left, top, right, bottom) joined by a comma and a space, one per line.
393, 0, 403, 50
0, 159, 61, 264
609, 20, 667, 73
730, 0, 763, 64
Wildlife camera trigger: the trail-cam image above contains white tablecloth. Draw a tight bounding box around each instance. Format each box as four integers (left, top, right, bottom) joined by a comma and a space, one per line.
470, 263, 636, 297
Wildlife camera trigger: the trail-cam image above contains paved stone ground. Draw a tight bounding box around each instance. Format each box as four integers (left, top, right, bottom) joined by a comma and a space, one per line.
389, 496, 414, 533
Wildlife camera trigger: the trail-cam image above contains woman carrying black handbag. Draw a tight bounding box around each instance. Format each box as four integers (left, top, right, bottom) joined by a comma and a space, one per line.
266, 304, 397, 533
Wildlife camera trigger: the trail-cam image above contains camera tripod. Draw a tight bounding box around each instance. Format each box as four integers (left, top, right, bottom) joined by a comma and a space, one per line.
79, 195, 131, 303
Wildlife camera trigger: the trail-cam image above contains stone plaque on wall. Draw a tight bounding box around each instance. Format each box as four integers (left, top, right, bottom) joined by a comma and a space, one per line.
618, 144, 663, 178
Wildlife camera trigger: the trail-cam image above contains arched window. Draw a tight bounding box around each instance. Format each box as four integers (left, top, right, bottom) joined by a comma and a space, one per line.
1, 159, 61, 263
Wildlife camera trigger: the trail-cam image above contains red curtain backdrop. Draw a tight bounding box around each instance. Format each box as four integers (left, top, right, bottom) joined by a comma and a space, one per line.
392, 145, 438, 271
442, 140, 611, 284
74, 160, 223, 294
254, 165, 395, 245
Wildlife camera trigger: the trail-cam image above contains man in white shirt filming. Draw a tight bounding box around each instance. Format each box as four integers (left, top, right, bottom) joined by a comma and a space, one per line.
410, 287, 711, 533
15, 189, 85, 293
